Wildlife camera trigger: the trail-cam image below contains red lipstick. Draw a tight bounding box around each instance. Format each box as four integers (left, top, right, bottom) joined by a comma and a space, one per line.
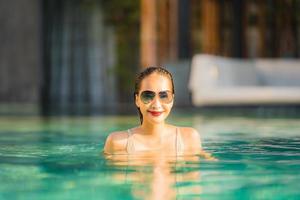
148, 111, 163, 117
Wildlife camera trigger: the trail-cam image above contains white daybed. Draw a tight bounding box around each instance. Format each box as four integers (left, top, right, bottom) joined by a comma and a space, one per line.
189, 54, 300, 106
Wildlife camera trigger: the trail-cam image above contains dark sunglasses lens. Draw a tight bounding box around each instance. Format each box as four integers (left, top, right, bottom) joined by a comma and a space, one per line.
159, 91, 173, 103
141, 91, 155, 104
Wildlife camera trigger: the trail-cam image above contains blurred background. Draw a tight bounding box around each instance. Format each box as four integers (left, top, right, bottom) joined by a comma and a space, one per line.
1, 0, 300, 116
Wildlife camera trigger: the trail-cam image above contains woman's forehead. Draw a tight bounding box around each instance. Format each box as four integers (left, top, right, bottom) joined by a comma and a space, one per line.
140, 73, 172, 91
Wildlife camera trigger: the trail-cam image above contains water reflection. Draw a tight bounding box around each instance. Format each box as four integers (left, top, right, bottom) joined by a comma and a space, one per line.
104, 152, 215, 200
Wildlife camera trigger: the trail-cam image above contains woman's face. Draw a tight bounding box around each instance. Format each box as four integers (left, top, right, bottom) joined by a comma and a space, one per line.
135, 72, 174, 125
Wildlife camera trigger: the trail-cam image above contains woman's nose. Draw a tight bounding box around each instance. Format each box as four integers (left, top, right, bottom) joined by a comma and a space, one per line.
151, 95, 162, 107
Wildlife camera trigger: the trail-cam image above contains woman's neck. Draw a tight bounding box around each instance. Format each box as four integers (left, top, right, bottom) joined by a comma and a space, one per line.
140, 122, 166, 138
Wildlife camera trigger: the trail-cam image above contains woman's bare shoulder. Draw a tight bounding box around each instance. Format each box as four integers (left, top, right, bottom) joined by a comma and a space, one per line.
178, 126, 202, 149
179, 127, 200, 138
103, 130, 129, 154
107, 131, 129, 140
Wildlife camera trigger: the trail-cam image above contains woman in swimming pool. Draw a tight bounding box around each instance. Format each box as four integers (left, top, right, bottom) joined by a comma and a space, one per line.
104, 66, 206, 156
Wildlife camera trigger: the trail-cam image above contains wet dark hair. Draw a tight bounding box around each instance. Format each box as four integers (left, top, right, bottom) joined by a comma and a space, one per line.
134, 66, 175, 124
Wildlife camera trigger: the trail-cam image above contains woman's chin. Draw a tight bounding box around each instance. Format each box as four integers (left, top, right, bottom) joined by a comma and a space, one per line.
150, 119, 165, 124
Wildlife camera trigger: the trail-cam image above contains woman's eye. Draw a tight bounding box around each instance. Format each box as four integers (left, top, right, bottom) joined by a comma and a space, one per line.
141, 91, 155, 102
160, 92, 168, 99
145, 93, 155, 98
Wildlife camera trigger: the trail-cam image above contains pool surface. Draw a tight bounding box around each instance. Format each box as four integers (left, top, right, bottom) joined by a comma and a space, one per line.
0, 114, 299, 199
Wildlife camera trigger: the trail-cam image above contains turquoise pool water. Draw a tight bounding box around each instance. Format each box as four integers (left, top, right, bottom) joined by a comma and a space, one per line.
0, 115, 299, 199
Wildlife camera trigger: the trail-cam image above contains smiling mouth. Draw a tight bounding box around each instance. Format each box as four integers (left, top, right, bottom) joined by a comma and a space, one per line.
148, 111, 163, 116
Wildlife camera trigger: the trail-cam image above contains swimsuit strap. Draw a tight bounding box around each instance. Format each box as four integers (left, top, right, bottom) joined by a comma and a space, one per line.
126, 129, 135, 154
176, 127, 184, 156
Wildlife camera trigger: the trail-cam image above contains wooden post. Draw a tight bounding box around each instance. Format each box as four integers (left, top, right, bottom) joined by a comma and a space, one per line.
141, 0, 158, 68
157, 0, 169, 64
201, 0, 220, 54
169, 0, 178, 61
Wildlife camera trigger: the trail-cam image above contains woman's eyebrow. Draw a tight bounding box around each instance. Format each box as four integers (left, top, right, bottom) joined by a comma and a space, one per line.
160, 90, 171, 92
142, 90, 171, 92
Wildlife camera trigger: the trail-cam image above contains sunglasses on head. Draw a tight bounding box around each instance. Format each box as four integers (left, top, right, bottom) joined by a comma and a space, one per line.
139, 90, 173, 104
